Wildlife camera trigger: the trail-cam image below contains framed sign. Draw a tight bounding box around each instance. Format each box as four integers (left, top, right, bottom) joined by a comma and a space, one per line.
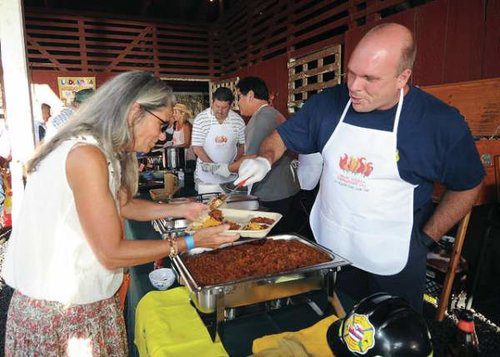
57, 77, 96, 106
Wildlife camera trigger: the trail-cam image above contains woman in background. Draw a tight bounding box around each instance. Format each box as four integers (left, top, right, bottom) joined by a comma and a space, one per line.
172, 102, 195, 164
2, 71, 238, 355
172, 103, 193, 148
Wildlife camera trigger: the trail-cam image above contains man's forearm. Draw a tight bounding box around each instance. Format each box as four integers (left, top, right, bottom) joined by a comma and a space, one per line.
234, 144, 244, 161
192, 146, 212, 162
423, 181, 483, 241
258, 130, 286, 165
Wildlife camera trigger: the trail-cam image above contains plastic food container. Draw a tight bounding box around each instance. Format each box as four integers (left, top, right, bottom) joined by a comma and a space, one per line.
149, 268, 176, 290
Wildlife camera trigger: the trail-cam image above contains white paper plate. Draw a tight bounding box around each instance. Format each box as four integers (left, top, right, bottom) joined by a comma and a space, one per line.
186, 208, 282, 238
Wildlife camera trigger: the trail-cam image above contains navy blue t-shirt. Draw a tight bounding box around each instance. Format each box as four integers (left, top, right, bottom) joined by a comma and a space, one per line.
277, 84, 485, 210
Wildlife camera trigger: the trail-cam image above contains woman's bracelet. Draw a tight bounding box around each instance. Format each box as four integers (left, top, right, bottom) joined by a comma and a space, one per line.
184, 234, 195, 251
166, 237, 178, 258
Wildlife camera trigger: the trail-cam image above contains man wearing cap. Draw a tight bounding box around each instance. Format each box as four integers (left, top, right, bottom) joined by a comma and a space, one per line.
191, 87, 246, 186
45, 88, 95, 141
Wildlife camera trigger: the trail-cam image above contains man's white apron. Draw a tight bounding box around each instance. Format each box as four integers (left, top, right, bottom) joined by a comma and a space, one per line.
195, 111, 238, 184
310, 89, 416, 275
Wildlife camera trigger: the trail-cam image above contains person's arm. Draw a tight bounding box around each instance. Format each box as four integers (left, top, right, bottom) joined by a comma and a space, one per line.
423, 182, 483, 241
191, 113, 211, 161
67, 144, 238, 270
234, 130, 286, 186
421, 113, 485, 241
120, 194, 207, 222
258, 130, 287, 165
234, 143, 244, 161
192, 146, 213, 162
182, 123, 192, 148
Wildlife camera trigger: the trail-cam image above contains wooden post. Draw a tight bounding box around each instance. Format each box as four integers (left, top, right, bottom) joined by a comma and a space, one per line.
436, 211, 472, 321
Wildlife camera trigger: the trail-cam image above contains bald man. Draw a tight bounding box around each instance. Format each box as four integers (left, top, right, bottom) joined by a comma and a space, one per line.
235, 23, 484, 312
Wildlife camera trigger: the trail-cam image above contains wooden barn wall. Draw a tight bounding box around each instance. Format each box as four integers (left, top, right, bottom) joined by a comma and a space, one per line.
234, 55, 290, 116
223, 0, 499, 116
342, 0, 498, 85
24, 9, 216, 90
25, 0, 499, 112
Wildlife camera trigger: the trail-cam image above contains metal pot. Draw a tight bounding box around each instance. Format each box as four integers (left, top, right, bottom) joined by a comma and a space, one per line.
163, 147, 185, 170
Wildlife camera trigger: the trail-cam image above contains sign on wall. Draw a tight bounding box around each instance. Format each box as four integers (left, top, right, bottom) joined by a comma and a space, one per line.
57, 77, 96, 106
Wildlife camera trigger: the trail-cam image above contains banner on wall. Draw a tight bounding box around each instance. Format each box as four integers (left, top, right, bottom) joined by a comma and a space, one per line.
57, 77, 96, 106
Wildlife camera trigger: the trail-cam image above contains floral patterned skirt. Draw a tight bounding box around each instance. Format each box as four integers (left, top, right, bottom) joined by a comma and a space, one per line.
5, 290, 127, 356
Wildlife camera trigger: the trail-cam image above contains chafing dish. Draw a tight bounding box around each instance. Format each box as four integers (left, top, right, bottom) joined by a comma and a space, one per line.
171, 234, 350, 314
152, 217, 189, 234
222, 194, 259, 210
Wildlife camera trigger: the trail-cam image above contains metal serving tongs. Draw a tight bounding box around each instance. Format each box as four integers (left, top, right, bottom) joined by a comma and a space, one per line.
206, 178, 250, 210
226, 178, 249, 194
206, 193, 229, 211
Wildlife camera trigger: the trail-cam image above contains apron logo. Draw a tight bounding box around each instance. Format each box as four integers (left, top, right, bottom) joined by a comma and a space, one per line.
341, 313, 376, 354
339, 154, 374, 177
214, 135, 228, 143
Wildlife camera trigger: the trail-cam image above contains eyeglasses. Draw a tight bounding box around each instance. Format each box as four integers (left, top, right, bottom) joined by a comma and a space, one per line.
144, 108, 169, 130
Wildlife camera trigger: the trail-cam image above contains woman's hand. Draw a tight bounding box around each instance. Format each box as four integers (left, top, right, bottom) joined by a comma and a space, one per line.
173, 202, 207, 221
192, 224, 240, 249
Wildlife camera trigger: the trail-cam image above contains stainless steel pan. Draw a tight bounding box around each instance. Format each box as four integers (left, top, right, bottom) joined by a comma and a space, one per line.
171, 234, 350, 314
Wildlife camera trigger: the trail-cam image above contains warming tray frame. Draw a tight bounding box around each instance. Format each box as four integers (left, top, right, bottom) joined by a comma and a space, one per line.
171, 234, 350, 341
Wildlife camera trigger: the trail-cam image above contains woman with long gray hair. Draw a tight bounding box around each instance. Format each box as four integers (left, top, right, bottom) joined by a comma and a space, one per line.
2, 71, 239, 355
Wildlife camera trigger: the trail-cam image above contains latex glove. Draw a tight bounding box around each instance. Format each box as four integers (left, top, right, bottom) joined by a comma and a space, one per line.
200, 162, 218, 174
234, 157, 271, 186
214, 163, 232, 178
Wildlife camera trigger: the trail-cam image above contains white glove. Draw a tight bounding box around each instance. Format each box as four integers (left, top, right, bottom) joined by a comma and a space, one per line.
214, 163, 232, 178
234, 157, 271, 186
200, 162, 218, 174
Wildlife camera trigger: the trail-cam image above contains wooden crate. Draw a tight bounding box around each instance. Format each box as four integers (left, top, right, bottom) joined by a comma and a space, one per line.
422, 78, 500, 138
423, 78, 500, 204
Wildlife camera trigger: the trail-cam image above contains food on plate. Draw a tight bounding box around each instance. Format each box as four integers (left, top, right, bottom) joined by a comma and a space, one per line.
190, 209, 275, 232
209, 209, 223, 222
242, 222, 268, 231
225, 221, 241, 230
207, 194, 228, 210
182, 239, 331, 286
200, 216, 223, 228
250, 216, 275, 225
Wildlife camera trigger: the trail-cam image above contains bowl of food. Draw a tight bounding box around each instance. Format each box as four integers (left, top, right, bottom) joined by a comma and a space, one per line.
148, 268, 176, 290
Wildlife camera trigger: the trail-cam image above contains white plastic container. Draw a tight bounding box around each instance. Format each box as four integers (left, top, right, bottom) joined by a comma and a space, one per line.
149, 268, 176, 290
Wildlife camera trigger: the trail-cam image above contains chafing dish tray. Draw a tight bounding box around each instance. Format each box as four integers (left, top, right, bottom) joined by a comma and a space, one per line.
171, 234, 350, 314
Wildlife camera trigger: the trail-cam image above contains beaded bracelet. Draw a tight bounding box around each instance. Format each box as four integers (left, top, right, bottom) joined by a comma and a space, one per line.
166, 237, 178, 258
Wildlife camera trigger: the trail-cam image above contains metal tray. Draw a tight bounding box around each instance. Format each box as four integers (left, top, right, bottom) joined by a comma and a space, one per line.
221, 194, 259, 211
171, 234, 350, 314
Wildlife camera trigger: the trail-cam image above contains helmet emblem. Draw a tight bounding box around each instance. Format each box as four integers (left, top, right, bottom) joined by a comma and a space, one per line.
342, 313, 376, 354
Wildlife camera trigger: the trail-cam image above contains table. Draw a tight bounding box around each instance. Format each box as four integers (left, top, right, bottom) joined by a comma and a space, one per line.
125, 174, 197, 356
134, 287, 333, 356
125, 173, 336, 356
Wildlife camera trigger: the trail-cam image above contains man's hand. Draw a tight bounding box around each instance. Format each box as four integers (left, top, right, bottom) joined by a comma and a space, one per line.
234, 157, 271, 186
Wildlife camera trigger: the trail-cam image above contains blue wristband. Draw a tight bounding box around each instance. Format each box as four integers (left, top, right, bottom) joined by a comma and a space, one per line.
184, 234, 195, 251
